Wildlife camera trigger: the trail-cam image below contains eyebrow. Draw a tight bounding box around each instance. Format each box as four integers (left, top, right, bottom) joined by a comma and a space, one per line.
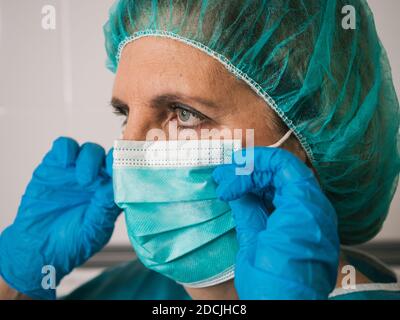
111, 93, 219, 109
152, 94, 218, 109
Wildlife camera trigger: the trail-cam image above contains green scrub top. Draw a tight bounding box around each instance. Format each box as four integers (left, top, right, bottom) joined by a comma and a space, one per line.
62, 247, 399, 300
328, 247, 400, 300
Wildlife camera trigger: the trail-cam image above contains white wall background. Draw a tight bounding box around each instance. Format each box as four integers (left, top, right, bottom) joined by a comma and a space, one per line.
0, 0, 399, 246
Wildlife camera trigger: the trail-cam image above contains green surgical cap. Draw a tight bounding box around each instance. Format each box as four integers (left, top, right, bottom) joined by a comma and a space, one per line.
104, 0, 400, 245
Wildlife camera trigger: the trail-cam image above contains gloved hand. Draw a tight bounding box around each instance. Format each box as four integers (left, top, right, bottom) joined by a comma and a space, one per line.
213, 147, 340, 300
0, 137, 121, 299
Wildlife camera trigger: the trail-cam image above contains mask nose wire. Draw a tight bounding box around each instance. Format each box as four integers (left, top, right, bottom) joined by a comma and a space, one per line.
117, 130, 292, 148
268, 130, 293, 148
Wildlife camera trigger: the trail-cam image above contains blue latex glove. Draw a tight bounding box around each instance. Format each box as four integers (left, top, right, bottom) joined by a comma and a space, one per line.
0, 137, 121, 299
213, 147, 340, 300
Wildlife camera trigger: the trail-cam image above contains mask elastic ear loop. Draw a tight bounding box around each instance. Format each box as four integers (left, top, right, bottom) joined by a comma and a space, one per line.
268, 130, 292, 148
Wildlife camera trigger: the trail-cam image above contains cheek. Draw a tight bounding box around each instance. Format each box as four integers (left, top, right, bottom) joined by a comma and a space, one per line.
216, 111, 277, 147
122, 106, 174, 141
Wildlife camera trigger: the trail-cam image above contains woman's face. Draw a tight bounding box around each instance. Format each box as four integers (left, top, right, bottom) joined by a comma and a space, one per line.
111, 37, 307, 299
112, 37, 305, 153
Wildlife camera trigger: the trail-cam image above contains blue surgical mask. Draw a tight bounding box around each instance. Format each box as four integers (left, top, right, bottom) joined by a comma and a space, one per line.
113, 132, 292, 288
113, 139, 241, 287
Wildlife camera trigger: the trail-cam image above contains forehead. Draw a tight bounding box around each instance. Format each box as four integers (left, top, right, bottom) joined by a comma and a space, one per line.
112, 37, 235, 102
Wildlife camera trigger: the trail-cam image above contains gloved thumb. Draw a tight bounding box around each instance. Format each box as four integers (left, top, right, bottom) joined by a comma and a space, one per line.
229, 194, 268, 252
75, 142, 106, 186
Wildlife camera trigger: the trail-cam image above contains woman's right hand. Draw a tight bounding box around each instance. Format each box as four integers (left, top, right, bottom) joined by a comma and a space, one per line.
0, 137, 121, 299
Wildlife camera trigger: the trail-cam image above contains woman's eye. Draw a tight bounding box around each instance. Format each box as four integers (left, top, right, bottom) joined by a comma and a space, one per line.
112, 105, 129, 125
174, 106, 205, 127
113, 105, 128, 116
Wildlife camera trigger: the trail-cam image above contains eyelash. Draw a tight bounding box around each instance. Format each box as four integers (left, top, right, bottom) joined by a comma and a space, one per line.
112, 104, 129, 126
111, 102, 208, 128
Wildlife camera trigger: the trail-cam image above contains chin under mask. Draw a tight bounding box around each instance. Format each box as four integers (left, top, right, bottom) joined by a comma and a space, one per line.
113, 133, 292, 288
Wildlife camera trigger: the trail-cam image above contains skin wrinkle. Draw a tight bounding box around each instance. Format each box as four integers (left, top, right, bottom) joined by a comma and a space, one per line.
113, 37, 370, 300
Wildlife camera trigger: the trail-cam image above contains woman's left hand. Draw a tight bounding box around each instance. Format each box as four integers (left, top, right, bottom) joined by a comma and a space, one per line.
213, 147, 340, 300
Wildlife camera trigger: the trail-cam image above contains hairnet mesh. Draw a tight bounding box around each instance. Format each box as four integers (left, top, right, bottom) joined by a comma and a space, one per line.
104, 0, 400, 245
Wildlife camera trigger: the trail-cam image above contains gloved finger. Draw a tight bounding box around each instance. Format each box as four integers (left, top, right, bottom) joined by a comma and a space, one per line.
76, 143, 106, 186
212, 148, 252, 184
213, 147, 315, 202
105, 148, 113, 177
43, 137, 79, 168
82, 179, 121, 245
213, 163, 255, 202
229, 194, 268, 251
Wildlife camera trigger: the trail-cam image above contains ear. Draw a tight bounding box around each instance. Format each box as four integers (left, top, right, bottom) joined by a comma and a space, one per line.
282, 137, 318, 176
